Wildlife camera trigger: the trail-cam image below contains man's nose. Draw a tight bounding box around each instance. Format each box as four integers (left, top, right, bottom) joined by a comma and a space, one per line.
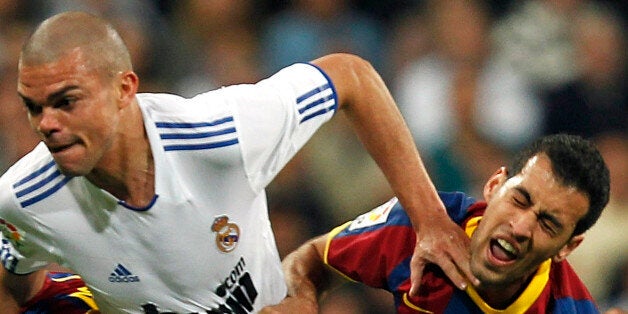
36, 108, 60, 136
510, 210, 536, 240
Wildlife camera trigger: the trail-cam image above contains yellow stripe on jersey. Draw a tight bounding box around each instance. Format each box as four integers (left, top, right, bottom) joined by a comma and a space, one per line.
323, 221, 359, 283
50, 274, 83, 282
69, 286, 100, 310
402, 293, 434, 313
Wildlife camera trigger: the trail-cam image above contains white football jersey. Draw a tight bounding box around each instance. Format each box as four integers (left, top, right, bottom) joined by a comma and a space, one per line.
0, 63, 337, 313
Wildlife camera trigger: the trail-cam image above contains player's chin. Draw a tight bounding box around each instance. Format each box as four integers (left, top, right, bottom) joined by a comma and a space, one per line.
55, 164, 91, 177
53, 156, 95, 176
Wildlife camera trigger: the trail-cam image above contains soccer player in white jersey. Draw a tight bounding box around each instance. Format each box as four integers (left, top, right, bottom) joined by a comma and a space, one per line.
0, 11, 479, 313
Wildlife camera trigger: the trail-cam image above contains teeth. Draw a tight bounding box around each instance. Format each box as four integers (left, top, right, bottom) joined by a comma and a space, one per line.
497, 239, 516, 255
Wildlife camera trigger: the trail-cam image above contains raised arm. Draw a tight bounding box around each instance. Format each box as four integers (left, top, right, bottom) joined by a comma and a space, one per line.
310, 53, 479, 294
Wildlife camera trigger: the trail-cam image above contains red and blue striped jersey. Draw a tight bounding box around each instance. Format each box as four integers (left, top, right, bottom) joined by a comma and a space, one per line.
21, 271, 99, 314
324, 192, 598, 313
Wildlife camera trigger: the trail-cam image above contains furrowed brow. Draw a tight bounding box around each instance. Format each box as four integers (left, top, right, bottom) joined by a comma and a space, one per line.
513, 186, 532, 204
17, 85, 79, 106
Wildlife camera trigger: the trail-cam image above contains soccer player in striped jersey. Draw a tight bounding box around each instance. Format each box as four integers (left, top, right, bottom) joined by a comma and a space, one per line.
0, 11, 475, 313
264, 134, 614, 313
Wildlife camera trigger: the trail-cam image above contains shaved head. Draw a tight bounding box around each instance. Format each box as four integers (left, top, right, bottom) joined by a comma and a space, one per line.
20, 11, 132, 76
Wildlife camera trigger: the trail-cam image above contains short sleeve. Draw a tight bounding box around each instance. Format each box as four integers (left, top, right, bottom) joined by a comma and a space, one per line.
323, 198, 416, 289
223, 63, 338, 191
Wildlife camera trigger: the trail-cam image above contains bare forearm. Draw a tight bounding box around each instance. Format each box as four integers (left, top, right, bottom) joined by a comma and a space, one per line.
311, 54, 445, 224
282, 236, 330, 303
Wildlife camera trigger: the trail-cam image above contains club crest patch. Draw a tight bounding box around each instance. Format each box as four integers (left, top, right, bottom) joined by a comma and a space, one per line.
348, 197, 397, 231
212, 215, 240, 253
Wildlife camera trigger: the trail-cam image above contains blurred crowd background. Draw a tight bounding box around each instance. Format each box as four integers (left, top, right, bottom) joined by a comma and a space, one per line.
1, 0, 626, 312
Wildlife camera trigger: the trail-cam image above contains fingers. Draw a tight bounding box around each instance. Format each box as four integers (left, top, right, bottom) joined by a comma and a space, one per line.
450, 245, 480, 288
445, 232, 480, 288
409, 253, 426, 297
436, 254, 469, 290
410, 226, 481, 296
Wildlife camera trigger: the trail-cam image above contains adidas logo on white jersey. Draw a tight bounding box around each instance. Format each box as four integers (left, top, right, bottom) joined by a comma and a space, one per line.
109, 263, 140, 283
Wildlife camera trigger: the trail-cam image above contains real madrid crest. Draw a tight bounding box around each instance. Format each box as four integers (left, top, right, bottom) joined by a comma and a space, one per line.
212, 215, 240, 253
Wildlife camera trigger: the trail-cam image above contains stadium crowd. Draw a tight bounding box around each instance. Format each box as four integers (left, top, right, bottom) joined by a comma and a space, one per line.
0, 0, 626, 312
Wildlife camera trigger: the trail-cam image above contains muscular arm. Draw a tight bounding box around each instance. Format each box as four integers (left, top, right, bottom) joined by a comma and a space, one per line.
310, 53, 478, 293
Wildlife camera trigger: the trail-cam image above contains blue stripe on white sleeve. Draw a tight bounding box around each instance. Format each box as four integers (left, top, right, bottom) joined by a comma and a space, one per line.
13, 160, 72, 208
156, 116, 239, 152
296, 83, 336, 124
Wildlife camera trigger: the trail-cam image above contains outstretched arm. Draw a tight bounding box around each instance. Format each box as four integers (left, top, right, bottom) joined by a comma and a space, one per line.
260, 234, 330, 314
310, 53, 478, 294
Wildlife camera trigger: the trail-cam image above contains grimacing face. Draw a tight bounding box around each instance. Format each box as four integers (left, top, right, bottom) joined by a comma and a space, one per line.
17, 48, 122, 176
468, 154, 588, 288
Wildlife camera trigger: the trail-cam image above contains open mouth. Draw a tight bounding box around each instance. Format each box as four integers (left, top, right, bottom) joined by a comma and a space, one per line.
490, 238, 518, 262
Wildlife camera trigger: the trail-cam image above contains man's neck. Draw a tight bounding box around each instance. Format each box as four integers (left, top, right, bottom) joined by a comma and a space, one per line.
475, 271, 536, 310
87, 100, 156, 207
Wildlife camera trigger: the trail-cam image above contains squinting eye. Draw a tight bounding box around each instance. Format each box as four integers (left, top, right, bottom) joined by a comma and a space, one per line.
513, 197, 526, 206
56, 98, 76, 108
540, 219, 556, 235
24, 101, 42, 115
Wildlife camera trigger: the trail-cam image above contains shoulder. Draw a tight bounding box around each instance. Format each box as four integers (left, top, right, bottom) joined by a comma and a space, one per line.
549, 260, 593, 296
439, 192, 480, 223
338, 192, 479, 237
547, 260, 598, 312
0, 143, 54, 197
0, 143, 57, 220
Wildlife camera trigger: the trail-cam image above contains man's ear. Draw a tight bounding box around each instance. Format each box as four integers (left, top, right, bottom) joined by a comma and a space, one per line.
483, 167, 508, 201
553, 235, 584, 262
116, 70, 139, 109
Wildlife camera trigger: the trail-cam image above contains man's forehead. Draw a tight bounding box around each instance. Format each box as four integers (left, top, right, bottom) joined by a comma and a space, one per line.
20, 46, 88, 70
17, 50, 98, 101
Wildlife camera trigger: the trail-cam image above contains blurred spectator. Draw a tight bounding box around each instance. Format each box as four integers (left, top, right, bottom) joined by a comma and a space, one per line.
393, 0, 542, 196
541, 2, 627, 137
0, 2, 626, 311
0, 0, 36, 26
492, 0, 584, 91
568, 131, 628, 303
260, 0, 386, 75
604, 257, 628, 312
385, 6, 432, 86
170, 0, 263, 97
0, 21, 40, 171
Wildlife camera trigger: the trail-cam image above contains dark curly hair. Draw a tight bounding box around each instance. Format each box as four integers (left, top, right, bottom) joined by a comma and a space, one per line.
508, 134, 610, 236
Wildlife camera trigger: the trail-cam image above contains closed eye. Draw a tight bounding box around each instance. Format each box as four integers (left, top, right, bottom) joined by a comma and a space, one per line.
22, 98, 42, 115
54, 97, 77, 109
538, 213, 563, 236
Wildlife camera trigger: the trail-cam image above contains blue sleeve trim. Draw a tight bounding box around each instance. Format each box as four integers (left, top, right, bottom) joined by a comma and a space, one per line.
304, 62, 339, 114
